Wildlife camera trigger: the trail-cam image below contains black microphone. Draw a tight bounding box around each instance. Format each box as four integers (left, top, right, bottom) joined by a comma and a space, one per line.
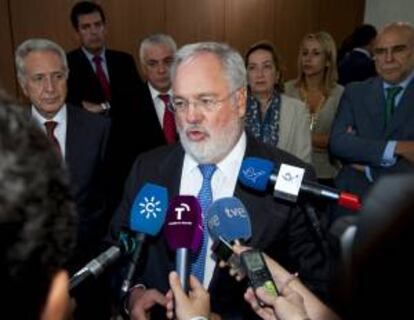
120, 183, 168, 295
69, 231, 136, 292
238, 157, 362, 211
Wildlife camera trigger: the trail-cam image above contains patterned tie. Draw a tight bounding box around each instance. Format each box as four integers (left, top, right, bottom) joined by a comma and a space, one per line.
385, 86, 402, 125
159, 94, 177, 144
92, 55, 111, 101
191, 164, 217, 283
44, 121, 62, 158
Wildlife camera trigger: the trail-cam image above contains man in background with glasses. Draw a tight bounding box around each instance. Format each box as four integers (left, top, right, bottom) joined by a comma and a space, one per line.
111, 42, 330, 319
330, 22, 414, 221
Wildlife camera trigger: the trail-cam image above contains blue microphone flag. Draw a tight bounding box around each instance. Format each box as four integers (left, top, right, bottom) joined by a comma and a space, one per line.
129, 183, 168, 236
206, 197, 252, 242
238, 157, 274, 191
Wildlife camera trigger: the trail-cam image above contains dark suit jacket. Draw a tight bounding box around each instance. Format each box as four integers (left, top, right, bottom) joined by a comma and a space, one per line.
329, 76, 414, 204
111, 135, 330, 319
32, 104, 111, 269
338, 50, 377, 85
66, 48, 142, 119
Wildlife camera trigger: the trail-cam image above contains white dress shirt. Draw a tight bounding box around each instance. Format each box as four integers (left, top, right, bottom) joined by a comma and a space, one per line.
179, 132, 247, 288
31, 105, 68, 158
147, 82, 173, 127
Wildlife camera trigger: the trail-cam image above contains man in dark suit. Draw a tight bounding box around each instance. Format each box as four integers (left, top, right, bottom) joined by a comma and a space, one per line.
338, 24, 377, 85
136, 33, 178, 150
15, 38, 111, 319
111, 42, 330, 319
66, 1, 144, 213
330, 22, 414, 219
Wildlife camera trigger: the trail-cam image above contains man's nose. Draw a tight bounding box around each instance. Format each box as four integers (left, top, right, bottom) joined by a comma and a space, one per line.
43, 76, 55, 92
184, 102, 203, 123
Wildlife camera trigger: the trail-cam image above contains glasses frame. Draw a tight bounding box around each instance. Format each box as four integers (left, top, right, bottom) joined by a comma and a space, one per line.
169, 88, 241, 113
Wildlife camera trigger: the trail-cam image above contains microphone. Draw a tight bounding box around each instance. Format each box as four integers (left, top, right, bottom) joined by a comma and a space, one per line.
164, 195, 202, 292
120, 183, 168, 295
69, 231, 137, 292
238, 157, 361, 211
206, 197, 252, 263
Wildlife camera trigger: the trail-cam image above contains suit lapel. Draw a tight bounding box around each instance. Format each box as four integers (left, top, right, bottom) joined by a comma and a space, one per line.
365, 78, 387, 134
386, 78, 414, 137
65, 105, 82, 165
158, 144, 185, 196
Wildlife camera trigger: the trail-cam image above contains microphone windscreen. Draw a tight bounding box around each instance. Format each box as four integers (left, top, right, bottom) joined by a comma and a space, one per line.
129, 183, 168, 236
164, 195, 202, 252
206, 197, 252, 242
238, 157, 274, 191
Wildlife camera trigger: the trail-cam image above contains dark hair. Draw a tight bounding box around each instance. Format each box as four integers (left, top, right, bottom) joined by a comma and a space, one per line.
351, 24, 377, 48
244, 41, 284, 92
70, 1, 106, 30
0, 91, 76, 318
338, 24, 377, 61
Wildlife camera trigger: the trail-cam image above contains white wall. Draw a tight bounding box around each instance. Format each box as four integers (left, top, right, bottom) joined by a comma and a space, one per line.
364, 0, 414, 29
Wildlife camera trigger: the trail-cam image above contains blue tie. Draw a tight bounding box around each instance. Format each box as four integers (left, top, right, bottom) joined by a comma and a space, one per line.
191, 164, 217, 283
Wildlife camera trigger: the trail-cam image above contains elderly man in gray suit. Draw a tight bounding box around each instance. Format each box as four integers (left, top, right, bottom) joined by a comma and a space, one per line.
330, 22, 414, 219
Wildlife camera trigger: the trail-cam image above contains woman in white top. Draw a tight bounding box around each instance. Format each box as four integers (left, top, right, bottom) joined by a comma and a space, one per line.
285, 32, 344, 183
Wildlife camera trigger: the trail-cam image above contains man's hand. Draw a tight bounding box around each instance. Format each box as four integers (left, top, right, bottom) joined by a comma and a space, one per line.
245, 286, 309, 320
166, 271, 210, 320
128, 287, 167, 320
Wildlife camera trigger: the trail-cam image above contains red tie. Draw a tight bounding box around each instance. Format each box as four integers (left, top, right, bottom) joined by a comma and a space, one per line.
44, 121, 62, 158
159, 94, 177, 144
93, 55, 111, 101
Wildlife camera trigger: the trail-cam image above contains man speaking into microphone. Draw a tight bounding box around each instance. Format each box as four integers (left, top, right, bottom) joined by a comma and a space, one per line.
109, 42, 331, 319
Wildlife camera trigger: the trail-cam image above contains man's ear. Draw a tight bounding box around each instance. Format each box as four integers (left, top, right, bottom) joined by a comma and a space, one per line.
41, 270, 71, 320
236, 87, 247, 118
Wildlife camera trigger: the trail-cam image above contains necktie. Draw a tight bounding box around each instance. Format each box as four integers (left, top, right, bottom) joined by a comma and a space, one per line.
385, 86, 402, 125
44, 121, 62, 158
92, 55, 111, 101
191, 164, 217, 283
159, 94, 177, 144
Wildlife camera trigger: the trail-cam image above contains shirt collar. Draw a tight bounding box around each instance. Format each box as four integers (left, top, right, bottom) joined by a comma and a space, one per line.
82, 46, 107, 64
383, 69, 414, 91
147, 82, 172, 100
31, 104, 67, 126
353, 47, 372, 58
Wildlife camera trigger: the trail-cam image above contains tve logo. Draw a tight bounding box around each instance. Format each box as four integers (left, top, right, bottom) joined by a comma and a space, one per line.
225, 206, 248, 219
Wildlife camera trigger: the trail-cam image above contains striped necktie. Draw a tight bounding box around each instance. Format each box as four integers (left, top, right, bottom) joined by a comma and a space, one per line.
191, 164, 217, 283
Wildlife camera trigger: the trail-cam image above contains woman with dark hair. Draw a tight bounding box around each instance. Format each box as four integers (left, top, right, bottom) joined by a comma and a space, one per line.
245, 41, 312, 163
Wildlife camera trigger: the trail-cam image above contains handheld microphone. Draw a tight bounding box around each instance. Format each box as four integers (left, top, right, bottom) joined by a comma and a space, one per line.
164, 195, 202, 292
120, 183, 168, 295
69, 231, 137, 292
206, 197, 252, 263
239, 157, 361, 211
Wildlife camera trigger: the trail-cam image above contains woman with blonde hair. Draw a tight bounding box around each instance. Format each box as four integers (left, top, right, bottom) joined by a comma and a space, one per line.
245, 41, 311, 163
285, 32, 344, 183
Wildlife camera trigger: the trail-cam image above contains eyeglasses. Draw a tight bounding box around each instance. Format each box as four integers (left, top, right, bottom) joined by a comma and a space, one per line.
169, 89, 241, 113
